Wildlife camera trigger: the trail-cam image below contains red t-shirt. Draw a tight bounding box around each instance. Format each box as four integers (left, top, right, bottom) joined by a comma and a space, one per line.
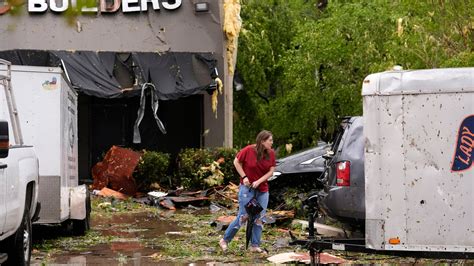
236, 144, 276, 192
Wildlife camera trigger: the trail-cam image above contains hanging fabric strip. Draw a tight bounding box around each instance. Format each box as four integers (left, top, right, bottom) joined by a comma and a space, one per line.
133, 83, 167, 144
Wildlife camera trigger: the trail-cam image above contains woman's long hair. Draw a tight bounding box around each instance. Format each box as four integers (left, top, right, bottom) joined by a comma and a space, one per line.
255, 130, 272, 161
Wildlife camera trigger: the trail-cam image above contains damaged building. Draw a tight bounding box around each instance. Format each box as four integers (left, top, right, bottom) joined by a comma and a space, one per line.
0, 0, 240, 181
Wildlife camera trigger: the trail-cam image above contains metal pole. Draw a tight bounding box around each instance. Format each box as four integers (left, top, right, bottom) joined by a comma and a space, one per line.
0, 59, 23, 145
305, 193, 320, 266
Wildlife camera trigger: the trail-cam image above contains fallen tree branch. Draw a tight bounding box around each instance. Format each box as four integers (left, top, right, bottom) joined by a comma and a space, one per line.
214, 188, 238, 203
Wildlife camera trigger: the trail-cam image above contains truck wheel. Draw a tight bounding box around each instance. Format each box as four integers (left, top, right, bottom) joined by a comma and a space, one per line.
73, 189, 91, 236
5, 206, 32, 266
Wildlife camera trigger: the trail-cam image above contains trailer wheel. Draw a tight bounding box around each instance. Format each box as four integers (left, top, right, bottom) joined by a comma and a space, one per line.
5, 205, 32, 266
73, 189, 91, 236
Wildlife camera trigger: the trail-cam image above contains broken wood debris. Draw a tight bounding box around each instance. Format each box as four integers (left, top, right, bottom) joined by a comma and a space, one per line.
148, 189, 210, 210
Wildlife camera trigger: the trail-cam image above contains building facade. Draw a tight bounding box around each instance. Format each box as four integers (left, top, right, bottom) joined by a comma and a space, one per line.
0, 0, 237, 180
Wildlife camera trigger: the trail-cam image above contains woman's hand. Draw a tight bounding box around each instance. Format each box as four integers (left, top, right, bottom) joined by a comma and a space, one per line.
243, 177, 251, 187
251, 180, 260, 189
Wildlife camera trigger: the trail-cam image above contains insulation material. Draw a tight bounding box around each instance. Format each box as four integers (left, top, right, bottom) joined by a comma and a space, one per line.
211, 77, 223, 118
223, 0, 241, 75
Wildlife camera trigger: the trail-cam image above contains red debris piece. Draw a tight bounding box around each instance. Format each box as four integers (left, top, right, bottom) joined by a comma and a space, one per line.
212, 215, 236, 231
159, 198, 176, 210
216, 215, 236, 225
91, 145, 142, 196
97, 187, 129, 200
276, 228, 289, 233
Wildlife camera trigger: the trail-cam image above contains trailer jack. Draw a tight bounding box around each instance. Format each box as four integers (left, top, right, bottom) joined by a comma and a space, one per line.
288, 193, 474, 265
288, 193, 366, 265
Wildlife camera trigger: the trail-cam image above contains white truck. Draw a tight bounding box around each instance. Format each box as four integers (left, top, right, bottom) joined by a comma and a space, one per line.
0, 59, 40, 265
0, 59, 90, 264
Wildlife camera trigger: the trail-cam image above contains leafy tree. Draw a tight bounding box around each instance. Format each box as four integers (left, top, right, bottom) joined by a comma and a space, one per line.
234, 0, 473, 152
234, 0, 319, 148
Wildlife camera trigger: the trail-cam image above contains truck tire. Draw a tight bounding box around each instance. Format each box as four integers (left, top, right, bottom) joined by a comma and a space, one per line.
5, 205, 32, 266
72, 189, 91, 236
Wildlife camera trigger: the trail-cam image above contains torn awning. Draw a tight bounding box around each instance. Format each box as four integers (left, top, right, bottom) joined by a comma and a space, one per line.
0, 49, 218, 100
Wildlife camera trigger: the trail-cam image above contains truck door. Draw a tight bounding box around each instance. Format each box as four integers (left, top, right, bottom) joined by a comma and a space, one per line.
0, 162, 6, 232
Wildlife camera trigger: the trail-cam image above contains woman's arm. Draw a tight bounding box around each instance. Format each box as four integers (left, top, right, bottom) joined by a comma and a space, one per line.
234, 157, 250, 186
251, 166, 275, 189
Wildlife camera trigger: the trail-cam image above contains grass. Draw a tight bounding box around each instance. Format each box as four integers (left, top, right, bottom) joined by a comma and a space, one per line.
32, 195, 474, 265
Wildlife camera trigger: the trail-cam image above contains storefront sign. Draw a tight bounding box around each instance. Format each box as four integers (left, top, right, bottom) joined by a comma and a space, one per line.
0, 0, 181, 14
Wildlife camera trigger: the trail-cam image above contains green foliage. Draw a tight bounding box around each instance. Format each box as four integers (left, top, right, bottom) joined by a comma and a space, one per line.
135, 150, 170, 190
272, 2, 395, 146
234, 0, 320, 148
175, 148, 214, 189
235, 0, 474, 152
175, 147, 237, 189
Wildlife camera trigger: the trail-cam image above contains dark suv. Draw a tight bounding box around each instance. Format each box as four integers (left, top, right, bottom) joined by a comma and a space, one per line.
319, 116, 365, 226
268, 141, 329, 208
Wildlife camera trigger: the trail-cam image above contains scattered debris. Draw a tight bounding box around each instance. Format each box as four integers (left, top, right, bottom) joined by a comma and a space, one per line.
145, 187, 212, 211
166, 196, 209, 206
267, 251, 346, 264
272, 238, 290, 249
266, 210, 295, 225
212, 182, 239, 207
209, 203, 223, 213
96, 187, 129, 200
91, 146, 142, 196
211, 215, 236, 231
159, 198, 176, 210
164, 231, 185, 236
148, 191, 168, 198
291, 219, 348, 238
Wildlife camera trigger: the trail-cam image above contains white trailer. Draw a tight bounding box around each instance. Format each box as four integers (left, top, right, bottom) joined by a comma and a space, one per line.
363, 67, 474, 252
0, 64, 90, 234
290, 68, 474, 266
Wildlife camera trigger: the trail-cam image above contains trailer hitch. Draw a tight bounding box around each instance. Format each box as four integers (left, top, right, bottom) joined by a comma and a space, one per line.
289, 193, 323, 265
289, 193, 366, 265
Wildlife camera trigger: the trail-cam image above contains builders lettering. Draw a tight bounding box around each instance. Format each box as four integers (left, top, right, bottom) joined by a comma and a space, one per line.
0, 0, 181, 14
451, 115, 474, 172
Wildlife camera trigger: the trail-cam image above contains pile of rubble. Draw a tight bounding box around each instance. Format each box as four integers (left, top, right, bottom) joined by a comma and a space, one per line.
91, 146, 296, 226
91, 146, 350, 264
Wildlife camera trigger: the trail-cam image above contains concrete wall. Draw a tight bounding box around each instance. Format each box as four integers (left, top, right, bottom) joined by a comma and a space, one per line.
0, 0, 231, 147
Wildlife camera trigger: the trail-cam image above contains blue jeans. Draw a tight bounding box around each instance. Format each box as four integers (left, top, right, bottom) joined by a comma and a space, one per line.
223, 185, 269, 247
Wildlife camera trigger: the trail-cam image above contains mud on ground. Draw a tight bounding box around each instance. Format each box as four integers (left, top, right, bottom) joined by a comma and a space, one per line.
31, 195, 474, 265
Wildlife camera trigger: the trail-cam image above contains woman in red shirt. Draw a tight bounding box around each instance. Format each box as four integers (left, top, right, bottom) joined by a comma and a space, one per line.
219, 130, 275, 254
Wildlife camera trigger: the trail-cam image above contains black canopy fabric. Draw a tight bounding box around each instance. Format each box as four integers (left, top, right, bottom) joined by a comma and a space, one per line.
52, 50, 124, 98
132, 52, 216, 100
0, 50, 218, 100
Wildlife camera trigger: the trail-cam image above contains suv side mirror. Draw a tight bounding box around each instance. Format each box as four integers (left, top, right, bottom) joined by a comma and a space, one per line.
0, 120, 9, 158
